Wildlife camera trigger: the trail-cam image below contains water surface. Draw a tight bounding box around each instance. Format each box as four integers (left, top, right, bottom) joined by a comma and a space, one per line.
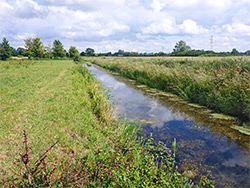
86, 64, 250, 188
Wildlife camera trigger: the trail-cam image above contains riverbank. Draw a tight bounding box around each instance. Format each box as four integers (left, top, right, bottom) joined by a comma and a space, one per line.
0, 60, 208, 187
88, 56, 250, 124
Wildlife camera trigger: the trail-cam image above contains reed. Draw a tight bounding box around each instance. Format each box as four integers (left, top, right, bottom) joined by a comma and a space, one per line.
89, 57, 250, 122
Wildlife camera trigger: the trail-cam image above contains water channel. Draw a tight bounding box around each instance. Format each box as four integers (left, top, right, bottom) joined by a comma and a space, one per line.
85, 64, 250, 188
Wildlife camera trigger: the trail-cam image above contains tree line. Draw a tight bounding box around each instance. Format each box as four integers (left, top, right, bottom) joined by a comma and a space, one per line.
1, 38, 250, 61
0, 37, 96, 61
105, 41, 250, 57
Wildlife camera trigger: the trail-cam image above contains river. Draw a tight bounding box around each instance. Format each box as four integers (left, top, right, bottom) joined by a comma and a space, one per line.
85, 64, 250, 188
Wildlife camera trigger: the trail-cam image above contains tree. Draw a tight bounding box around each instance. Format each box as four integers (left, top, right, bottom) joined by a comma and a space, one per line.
157, 51, 166, 56
117, 49, 124, 56
85, 48, 95, 56
231, 48, 239, 56
24, 38, 44, 58
245, 50, 250, 55
69, 46, 79, 58
24, 38, 34, 58
17, 47, 25, 56
173, 40, 191, 54
32, 38, 44, 58
80, 51, 86, 56
11, 47, 18, 56
52, 40, 66, 58
69, 46, 80, 62
0, 38, 12, 60
44, 43, 53, 59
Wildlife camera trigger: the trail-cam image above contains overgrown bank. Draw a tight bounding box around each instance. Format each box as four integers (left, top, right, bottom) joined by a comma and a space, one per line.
89, 57, 250, 124
0, 60, 210, 187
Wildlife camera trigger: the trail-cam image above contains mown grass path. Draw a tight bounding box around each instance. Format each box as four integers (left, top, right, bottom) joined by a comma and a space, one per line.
0, 60, 114, 179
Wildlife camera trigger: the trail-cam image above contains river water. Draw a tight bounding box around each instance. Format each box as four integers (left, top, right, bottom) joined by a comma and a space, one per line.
86, 64, 250, 188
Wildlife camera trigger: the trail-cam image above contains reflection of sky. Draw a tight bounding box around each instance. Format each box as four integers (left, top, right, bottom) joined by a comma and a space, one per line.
87, 65, 250, 188
88, 66, 187, 126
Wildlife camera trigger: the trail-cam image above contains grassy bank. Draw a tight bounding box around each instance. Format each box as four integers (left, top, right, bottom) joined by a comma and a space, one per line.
0, 60, 209, 187
88, 56, 250, 123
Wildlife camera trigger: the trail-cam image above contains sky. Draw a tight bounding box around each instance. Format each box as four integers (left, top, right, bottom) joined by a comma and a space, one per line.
0, 0, 250, 53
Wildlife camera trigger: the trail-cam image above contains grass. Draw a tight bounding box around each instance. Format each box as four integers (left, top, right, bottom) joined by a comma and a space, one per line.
88, 56, 250, 123
0, 60, 212, 187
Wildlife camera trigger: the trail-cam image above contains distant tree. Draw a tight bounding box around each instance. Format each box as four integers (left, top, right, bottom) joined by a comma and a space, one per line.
80, 51, 86, 56
97, 52, 113, 56
107, 52, 112, 56
113, 49, 124, 56
117, 49, 124, 56
69, 46, 80, 62
73, 54, 80, 62
11, 47, 18, 56
123, 51, 139, 56
85, 48, 95, 56
69, 46, 79, 58
52, 40, 66, 58
44, 43, 53, 59
0, 38, 12, 60
33, 38, 44, 58
24, 38, 44, 58
123, 51, 131, 56
24, 38, 34, 58
245, 50, 250, 55
173, 40, 191, 54
157, 51, 165, 56
64, 50, 68, 57
231, 48, 239, 56
17, 47, 25, 56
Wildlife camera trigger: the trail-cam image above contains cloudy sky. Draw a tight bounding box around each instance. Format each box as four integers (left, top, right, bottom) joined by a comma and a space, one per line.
0, 0, 250, 53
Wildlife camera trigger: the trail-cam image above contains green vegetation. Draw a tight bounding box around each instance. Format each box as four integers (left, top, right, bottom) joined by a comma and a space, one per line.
0, 60, 211, 187
3, 36, 250, 60
69, 46, 81, 62
89, 56, 250, 123
172, 40, 191, 55
52, 40, 66, 58
0, 38, 12, 60
85, 48, 95, 56
24, 38, 44, 58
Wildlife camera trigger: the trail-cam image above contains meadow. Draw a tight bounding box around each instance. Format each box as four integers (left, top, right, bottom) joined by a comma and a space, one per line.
0, 60, 212, 187
88, 56, 250, 124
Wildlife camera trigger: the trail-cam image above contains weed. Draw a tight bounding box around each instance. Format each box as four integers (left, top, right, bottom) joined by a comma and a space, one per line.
1, 130, 214, 187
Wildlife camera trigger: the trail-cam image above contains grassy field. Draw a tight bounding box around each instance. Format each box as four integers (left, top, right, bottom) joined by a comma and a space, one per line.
0, 60, 209, 187
88, 56, 250, 124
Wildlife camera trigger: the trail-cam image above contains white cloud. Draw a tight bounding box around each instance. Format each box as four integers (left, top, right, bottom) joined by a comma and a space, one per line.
164, 0, 232, 10
14, 33, 36, 40
0, 0, 250, 52
142, 19, 177, 35
14, 0, 49, 19
151, 0, 168, 12
0, 0, 14, 19
42, 0, 126, 11
142, 19, 208, 35
179, 19, 208, 34
222, 20, 250, 36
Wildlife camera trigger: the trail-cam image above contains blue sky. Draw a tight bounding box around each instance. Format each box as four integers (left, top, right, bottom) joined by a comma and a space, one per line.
0, 0, 250, 53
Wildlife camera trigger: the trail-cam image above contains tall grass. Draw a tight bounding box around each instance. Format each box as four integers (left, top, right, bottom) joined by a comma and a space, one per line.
0, 60, 211, 187
89, 57, 250, 123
